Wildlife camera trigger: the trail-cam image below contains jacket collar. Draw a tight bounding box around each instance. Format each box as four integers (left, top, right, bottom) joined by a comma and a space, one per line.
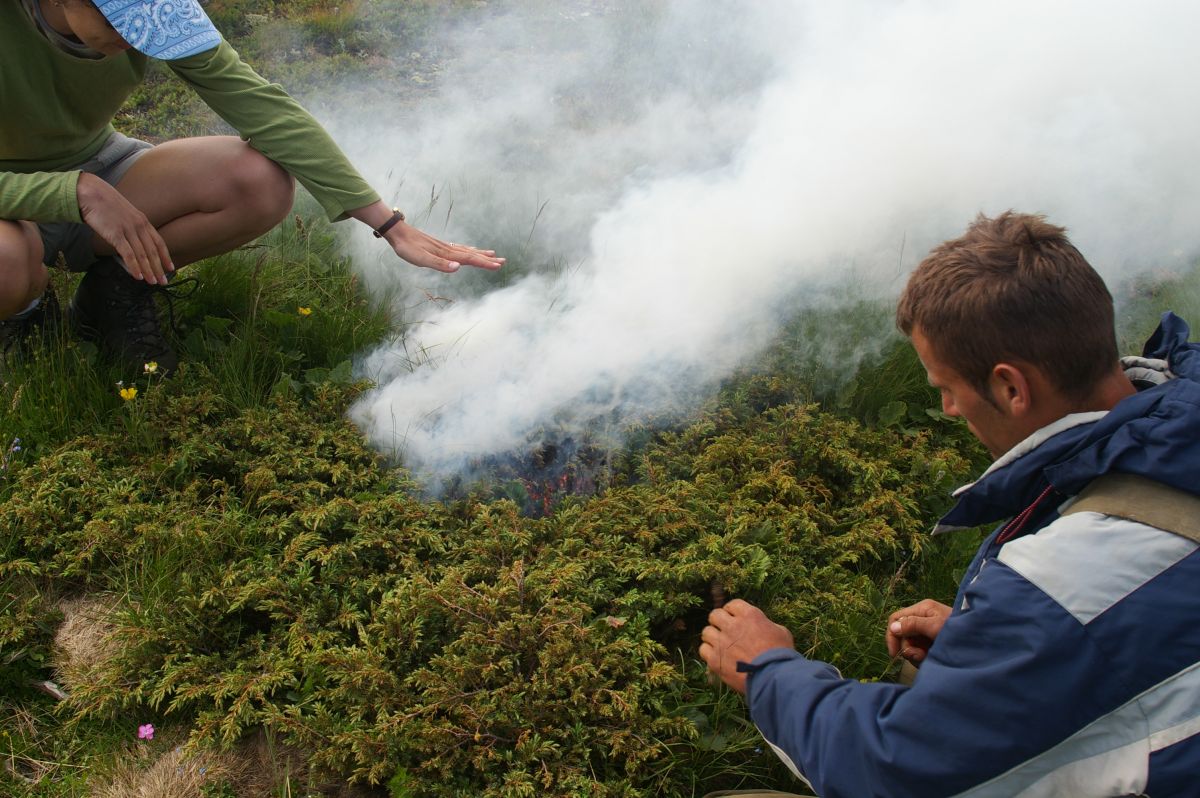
935, 312, 1200, 533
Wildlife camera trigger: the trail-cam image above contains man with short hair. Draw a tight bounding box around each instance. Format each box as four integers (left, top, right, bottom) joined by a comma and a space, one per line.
701, 211, 1200, 797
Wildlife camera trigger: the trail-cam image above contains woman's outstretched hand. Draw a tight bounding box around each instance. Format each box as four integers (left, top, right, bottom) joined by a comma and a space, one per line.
384, 220, 504, 273
352, 201, 503, 273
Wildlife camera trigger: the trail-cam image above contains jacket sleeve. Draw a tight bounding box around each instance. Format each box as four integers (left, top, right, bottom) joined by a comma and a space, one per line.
1143, 312, 1200, 382
746, 560, 1121, 798
165, 40, 380, 222
0, 170, 81, 223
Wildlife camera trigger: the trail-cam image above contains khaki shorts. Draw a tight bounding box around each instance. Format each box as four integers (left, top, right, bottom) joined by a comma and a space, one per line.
38, 131, 153, 272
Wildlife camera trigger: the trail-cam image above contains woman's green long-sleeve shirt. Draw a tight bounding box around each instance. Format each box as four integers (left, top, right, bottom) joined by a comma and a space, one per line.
0, 1, 379, 224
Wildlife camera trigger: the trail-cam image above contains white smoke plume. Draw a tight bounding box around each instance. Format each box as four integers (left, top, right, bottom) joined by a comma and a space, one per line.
321, 0, 1200, 480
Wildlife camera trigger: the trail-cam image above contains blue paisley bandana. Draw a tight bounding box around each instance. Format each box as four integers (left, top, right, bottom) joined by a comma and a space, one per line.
94, 0, 221, 60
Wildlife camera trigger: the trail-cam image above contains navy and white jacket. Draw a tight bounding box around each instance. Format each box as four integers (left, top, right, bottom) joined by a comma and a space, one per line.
745, 312, 1200, 798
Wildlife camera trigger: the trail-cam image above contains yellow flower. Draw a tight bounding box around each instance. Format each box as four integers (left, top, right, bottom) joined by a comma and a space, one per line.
119, 386, 138, 401
297, 306, 313, 316
143, 361, 158, 374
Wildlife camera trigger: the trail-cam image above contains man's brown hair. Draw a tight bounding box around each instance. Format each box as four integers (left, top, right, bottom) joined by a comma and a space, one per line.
896, 211, 1117, 404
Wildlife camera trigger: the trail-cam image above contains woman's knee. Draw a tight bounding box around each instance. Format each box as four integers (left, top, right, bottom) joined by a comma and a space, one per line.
229, 148, 295, 227
0, 222, 47, 317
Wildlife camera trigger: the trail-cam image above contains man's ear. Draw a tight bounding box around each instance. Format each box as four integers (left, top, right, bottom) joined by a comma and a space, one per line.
989, 362, 1033, 416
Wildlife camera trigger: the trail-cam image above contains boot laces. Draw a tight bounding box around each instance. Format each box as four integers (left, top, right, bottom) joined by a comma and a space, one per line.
117, 277, 198, 345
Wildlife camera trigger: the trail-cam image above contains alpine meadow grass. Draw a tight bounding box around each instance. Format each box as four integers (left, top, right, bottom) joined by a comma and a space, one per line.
0, 206, 989, 794
4, 1, 1197, 795
5, 213, 1189, 795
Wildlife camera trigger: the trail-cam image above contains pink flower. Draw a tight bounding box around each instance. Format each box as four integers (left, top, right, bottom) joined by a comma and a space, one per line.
138, 723, 155, 740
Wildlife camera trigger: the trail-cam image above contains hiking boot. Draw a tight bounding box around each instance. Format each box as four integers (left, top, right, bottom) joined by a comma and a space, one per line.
0, 286, 63, 366
70, 257, 181, 377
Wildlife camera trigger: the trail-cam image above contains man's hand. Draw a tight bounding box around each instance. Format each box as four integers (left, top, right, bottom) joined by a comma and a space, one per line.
77, 173, 174, 285
700, 599, 795, 695
886, 599, 952, 665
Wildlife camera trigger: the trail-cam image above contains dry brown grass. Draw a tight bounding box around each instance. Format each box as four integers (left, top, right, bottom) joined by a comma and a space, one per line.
47, 597, 380, 797
86, 726, 381, 798
52, 596, 124, 699
90, 729, 319, 797
91, 742, 244, 798
2, 704, 59, 785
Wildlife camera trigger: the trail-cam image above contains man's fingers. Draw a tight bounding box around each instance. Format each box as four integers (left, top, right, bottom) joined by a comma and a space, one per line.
886, 630, 903, 658
707, 606, 732, 628
707, 599, 758, 625
887, 599, 952, 653
700, 624, 723, 647
888, 600, 935, 626
889, 614, 941, 640
723, 598, 754, 614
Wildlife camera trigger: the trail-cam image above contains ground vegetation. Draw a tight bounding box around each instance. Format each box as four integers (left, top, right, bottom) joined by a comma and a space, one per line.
3, 1, 1197, 795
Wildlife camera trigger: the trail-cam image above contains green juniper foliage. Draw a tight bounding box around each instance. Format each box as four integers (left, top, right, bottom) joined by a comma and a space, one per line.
4, 1, 1191, 793
1, 232, 1183, 796
0, 362, 973, 795
7, 216, 1178, 798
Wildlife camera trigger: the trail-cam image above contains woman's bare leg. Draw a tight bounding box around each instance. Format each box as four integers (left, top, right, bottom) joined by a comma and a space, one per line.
0, 220, 48, 319
73, 136, 295, 375
95, 136, 296, 268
